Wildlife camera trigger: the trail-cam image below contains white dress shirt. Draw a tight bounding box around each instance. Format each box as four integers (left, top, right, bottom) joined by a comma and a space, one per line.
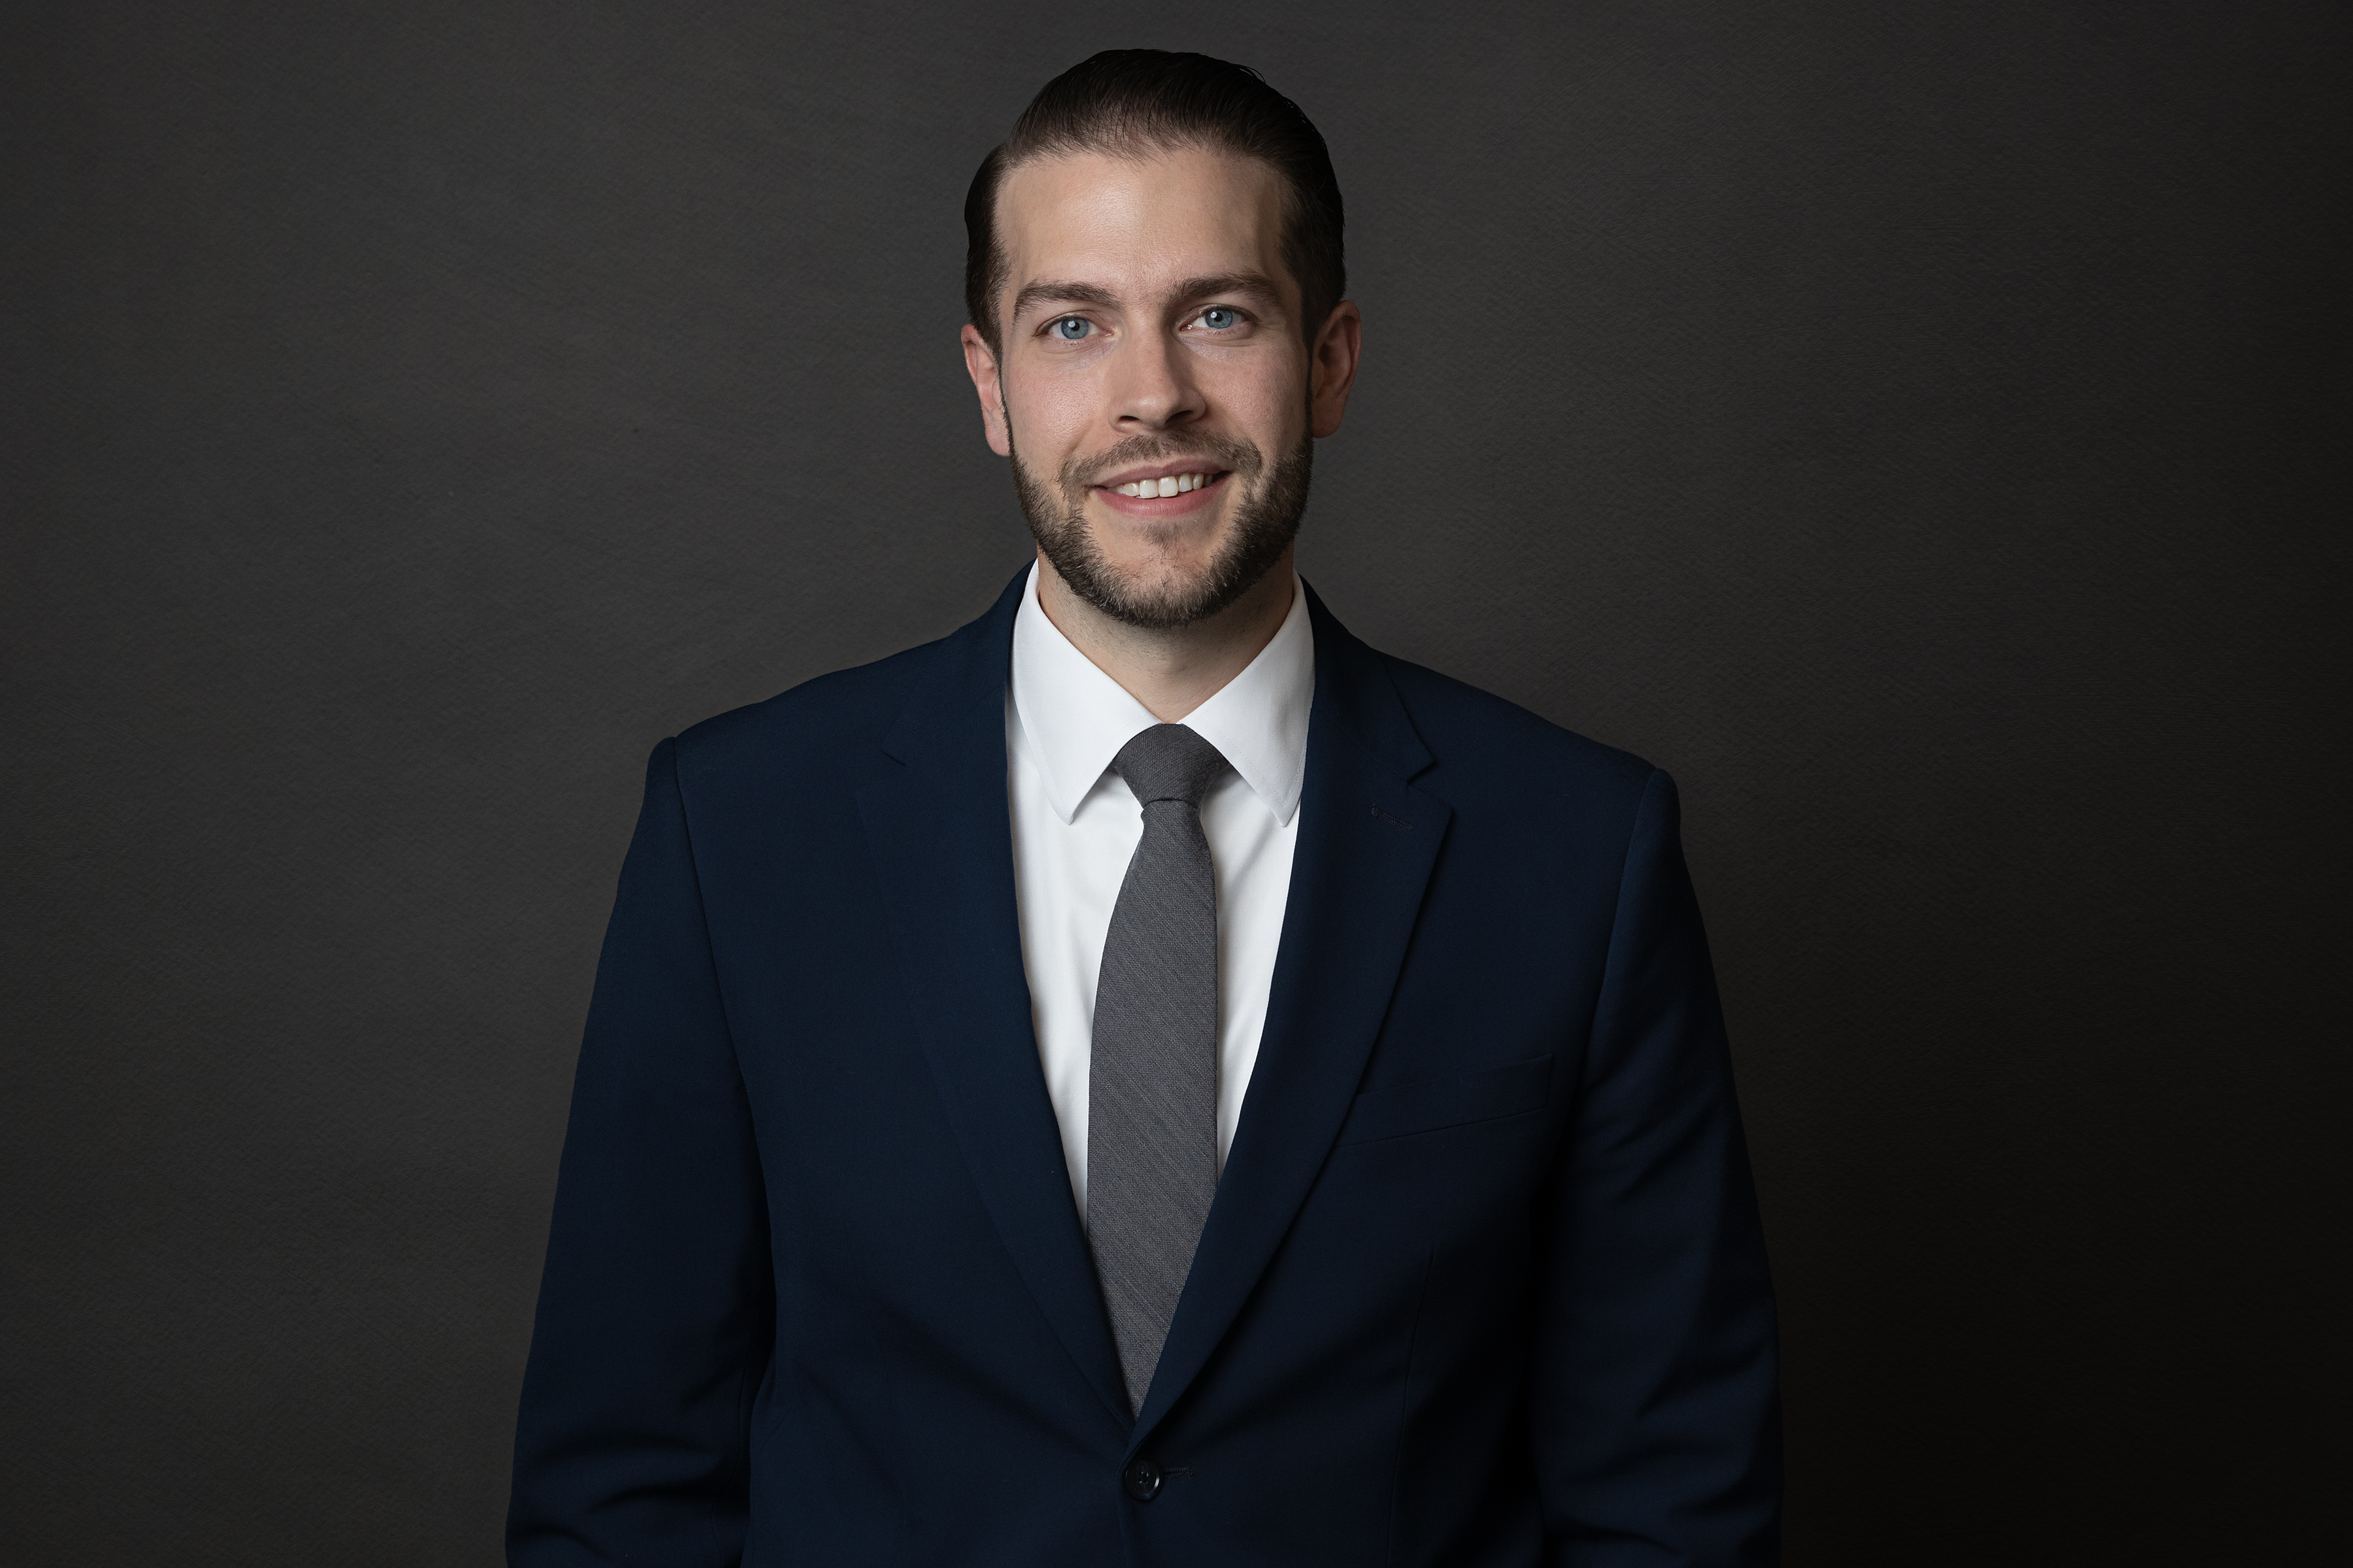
1006, 562, 1314, 1218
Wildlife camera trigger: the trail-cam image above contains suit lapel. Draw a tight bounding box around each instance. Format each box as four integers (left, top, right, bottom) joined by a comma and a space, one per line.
856, 570, 1132, 1430
1131, 585, 1451, 1441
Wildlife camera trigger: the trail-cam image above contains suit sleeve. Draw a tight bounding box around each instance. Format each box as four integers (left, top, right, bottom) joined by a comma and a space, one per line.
1531, 769, 1781, 1566
508, 738, 774, 1567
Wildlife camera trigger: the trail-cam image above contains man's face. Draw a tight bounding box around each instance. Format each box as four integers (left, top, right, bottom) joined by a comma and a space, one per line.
962, 146, 1355, 629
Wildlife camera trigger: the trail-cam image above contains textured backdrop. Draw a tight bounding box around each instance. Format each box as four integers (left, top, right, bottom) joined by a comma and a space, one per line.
5, 1, 2346, 1562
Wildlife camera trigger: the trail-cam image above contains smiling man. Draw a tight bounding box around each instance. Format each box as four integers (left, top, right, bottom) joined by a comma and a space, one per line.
509, 51, 1780, 1568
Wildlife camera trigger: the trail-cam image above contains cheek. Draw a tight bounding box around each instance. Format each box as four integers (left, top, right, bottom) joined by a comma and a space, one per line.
1003, 364, 1100, 454
1208, 355, 1310, 448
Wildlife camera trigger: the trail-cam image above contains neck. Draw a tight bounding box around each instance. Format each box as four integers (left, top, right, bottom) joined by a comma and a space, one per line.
1034, 547, 1296, 723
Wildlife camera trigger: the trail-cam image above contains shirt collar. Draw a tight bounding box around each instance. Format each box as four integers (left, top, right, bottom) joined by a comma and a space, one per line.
1010, 560, 1315, 826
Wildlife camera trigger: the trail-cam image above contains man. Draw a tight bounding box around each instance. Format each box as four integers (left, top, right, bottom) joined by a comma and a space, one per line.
509, 50, 1779, 1567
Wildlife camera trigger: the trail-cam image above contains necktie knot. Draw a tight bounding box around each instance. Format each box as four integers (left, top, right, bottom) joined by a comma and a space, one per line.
1113, 723, 1229, 810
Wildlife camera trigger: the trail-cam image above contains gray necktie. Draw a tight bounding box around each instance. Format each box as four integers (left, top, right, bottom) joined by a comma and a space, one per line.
1088, 723, 1230, 1416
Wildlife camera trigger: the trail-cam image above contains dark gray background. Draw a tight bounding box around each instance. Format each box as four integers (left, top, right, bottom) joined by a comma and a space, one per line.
5, 1, 2346, 1562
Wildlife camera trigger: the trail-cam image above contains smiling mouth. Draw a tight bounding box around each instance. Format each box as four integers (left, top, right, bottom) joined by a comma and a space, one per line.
1099, 470, 1228, 498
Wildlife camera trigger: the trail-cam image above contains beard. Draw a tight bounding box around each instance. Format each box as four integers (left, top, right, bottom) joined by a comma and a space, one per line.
1009, 424, 1313, 630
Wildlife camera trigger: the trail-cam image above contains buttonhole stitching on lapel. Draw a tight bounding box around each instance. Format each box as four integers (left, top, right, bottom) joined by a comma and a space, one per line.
1370, 803, 1411, 829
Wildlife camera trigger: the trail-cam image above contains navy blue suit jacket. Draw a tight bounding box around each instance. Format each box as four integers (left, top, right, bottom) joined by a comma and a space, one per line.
509, 571, 1780, 1565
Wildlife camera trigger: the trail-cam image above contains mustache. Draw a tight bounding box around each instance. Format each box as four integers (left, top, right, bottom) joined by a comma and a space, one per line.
1062, 432, 1265, 491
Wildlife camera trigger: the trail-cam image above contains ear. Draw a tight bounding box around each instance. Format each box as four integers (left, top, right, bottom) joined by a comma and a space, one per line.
1308, 300, 1363, 439
961, 324, 1012, 457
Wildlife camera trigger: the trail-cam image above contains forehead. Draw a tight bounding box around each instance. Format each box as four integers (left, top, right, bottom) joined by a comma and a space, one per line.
995, 146, 1289, 304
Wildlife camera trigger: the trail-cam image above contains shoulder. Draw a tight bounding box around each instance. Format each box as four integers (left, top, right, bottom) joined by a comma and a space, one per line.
1377, 651, 1661, 824
661, 568, 1026, 798
665, 636, 945, 797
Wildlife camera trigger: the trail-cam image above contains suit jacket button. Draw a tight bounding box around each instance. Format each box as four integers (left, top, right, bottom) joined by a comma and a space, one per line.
1123, 1458, 1162, 1502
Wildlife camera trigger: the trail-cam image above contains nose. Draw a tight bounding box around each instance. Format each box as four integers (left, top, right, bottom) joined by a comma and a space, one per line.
1112, 324, 1202, 433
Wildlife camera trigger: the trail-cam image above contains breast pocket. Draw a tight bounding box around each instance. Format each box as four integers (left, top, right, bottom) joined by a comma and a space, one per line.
1334, 1054, 1554, 1147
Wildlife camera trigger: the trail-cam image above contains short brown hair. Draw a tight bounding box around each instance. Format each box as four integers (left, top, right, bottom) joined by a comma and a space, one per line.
963, 50, 1347, 354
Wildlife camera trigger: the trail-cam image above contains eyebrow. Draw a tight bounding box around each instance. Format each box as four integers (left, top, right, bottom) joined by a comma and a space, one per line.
1010, 280, 1120, 321
1008, 271, 1287, 323
1166, 272, 1285, 311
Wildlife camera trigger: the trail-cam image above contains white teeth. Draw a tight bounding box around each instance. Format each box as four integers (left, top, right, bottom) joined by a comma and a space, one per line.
1112, 472, 1211, 498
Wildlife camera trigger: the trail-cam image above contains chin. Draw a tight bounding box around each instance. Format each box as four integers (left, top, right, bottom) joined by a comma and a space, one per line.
1087, 518, 1229, 578
1104, 559, 1225, 607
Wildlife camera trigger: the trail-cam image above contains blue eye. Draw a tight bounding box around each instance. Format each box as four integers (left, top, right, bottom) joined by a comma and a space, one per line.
1200, 306, 1237, 330
1052, 317, 1092, 340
